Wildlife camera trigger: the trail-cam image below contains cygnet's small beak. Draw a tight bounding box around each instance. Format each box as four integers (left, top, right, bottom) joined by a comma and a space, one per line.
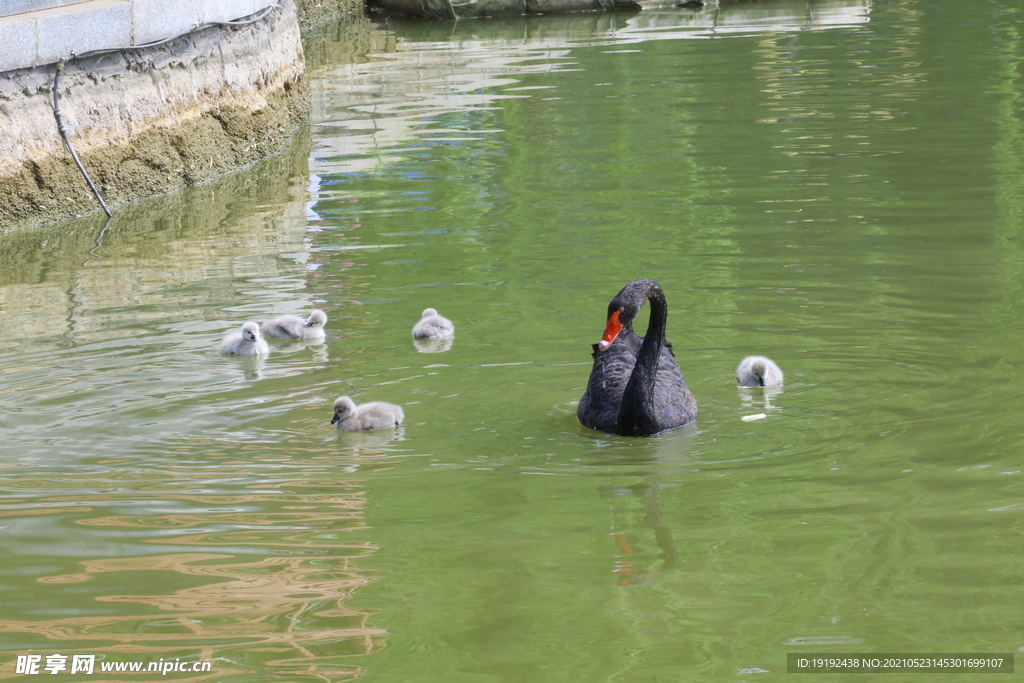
330, 413, 340, 424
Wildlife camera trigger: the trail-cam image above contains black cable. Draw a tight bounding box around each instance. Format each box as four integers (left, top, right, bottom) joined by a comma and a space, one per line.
71, 0, 282, 61
52, 58, 112, 218
207, 2, 280, 26
48, 0, 284, 218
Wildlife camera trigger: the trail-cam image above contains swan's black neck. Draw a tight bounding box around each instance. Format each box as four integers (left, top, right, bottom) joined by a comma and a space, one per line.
616, 280, 668, 436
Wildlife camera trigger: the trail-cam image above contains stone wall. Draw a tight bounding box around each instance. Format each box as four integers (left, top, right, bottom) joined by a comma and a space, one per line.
0, 1, 307, 229
0, 0, 286, 73
295, 0, 367, 29
0, 0, 366, 231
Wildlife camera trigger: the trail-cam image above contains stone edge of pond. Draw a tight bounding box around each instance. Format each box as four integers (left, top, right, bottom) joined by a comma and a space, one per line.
0, 0, 364, 232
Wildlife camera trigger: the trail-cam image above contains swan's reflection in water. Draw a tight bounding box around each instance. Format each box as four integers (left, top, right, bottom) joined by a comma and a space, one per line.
738, 385, 784, 413
603, 477, 683, 587
235, 353, 267, 381
413, 337, 454, 354
266, 339, 331, 364
217, 346, 270, 380
587, 383, 786, 589
584, 428, 700, 588
335, 427, 408, 458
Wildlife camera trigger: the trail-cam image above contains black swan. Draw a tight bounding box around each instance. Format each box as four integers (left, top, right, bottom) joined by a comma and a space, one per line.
736, 355, 783, 387
577, 279, 698, 436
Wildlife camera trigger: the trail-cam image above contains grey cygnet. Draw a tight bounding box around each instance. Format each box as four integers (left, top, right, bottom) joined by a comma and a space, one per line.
220, 322, 269, 356
412, 308, 454, 340
262, 309, 327, 340
331, 396, 405, 431
736, 355, 783, 387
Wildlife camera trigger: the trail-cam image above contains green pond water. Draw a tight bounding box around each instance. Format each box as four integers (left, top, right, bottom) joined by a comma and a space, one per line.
2, 0, 1024, 680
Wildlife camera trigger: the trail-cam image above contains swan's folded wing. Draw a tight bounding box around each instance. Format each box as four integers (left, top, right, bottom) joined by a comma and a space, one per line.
578, 340, 637, 432
650, 349, 698, 429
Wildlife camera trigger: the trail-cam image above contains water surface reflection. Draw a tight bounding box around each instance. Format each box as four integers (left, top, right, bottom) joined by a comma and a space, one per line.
4, 0, 1024, 680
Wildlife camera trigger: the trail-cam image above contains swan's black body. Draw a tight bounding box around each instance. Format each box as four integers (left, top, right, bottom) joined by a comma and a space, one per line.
577, 279, 697, 436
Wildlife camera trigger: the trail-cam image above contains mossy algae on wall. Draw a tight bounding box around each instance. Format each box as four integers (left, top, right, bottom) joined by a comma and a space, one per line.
0, 0, 313, 230
295, 0, 368, 29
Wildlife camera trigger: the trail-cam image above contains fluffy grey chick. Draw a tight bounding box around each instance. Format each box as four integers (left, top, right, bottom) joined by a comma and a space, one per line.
736, 355, 783, 387
331, 396, 405, 431
412, 308, 455, 340
262, 310, 327, 340
220, 322, 270, 356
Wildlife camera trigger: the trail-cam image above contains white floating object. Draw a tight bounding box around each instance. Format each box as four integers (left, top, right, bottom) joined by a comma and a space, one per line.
741, 413, 767, 422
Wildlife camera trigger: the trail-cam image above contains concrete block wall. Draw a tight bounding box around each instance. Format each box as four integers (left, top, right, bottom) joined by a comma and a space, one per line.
0, 16, 38, 72
0, 0, 307, 228
37, 0, 132, 65
131, 0, 204, 46
0, 0, 278, 72
4, 0, 93, 14
203, 0, 261, 25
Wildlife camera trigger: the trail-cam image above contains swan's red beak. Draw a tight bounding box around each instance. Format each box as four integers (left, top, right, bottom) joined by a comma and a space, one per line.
598, 310, 623, 351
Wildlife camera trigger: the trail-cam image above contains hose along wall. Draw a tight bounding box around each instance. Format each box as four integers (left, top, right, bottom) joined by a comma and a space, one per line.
49, 1, 283, 218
